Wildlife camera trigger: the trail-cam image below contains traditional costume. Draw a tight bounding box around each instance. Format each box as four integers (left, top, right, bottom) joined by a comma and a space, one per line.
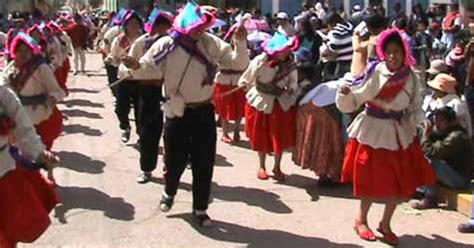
0, 85, 58, 248
293, 79, 345, 183
109, 9, 143, 143
47, 21, 73, 96
128, 1, 247, 224
4, 33, 66, 150
212, 25, 250, 143
120, 8, 173, 182
336, 29, 436, 198
238, 31, 299, 155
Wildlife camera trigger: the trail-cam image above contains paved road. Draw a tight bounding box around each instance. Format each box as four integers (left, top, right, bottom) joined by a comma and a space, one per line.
23, 53, 473, 248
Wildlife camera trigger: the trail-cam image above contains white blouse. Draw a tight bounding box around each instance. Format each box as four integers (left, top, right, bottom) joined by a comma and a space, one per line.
3, 63, 66, 124
131, 32, 248, 104
0, 86, 44, 178
238, 53, 298, 114
336, 62, 424, 150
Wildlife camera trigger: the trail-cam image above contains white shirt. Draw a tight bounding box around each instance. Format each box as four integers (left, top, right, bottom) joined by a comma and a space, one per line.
131, 32, 248, 104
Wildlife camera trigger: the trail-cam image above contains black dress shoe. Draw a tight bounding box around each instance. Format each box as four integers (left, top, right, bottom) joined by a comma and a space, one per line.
193, 211, 212, 227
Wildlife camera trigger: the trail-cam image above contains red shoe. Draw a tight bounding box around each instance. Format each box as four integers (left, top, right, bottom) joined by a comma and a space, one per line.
257, 170, 269, 180
377, 225, 399, 246
272, 170, 286, 182
221, 135, 233, 144
354, 221, 376, 242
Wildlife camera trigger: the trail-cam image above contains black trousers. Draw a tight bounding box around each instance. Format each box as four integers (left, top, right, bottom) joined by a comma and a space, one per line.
115, 80, 140, 132
104, 63, 118, 97
163, 104, 216, 211
138, 84, 163, 172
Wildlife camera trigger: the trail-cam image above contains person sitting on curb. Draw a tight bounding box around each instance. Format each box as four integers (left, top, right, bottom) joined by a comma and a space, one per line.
422, 73, 472, 137
413, 106, 473, 209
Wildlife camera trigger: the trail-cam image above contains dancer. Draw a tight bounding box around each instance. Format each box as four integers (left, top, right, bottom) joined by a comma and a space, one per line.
336, 28, 436, 246
123, 1, 247, 226
213, 25, 250, 144
120, 8, 173, 183
109, 9, 143, 143
4, 32, 66, 153
238, 31, 300, 181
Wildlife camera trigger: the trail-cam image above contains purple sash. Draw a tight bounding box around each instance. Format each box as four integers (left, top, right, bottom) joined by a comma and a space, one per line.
153, 31, 217, 85
9, 146, 45, 170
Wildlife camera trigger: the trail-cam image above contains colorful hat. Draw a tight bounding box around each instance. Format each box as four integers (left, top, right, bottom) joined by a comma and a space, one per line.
427, 73, 457, 94
27, 24, 46, 38
173, 1, 216, 35
376, 28, 415, 67
10, 32, 42, 58
145, 7, 174, 32
121, 9, 143, 29
47, 21, 62, 34
262, 31, 300, 56
113, 8, 128, 26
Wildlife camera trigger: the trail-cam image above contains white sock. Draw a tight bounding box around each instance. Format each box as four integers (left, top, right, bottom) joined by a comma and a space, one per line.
162, 191, 170, 198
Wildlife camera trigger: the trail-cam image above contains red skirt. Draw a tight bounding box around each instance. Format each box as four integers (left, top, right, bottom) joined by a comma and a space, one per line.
342, 138, 436, 198
245, 101, 297, 154
213, 84, 245, 121
54, 59, 70, 96
35, 107, 64, 150
0, 165, 59, 245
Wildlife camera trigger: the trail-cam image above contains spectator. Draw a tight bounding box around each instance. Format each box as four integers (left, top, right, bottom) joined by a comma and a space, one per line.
295, 14, 322, 65
63, 14, 90, 75
409, 3, 428, 31
315, 2, 327, 20
276, 12, 295, 36
446, 44, 467, 94
423, 74, 472, 137
413, 106, 473, 209
390, 3, 406, 25
413, 21, 432, 85
428, 21, 446, 60
441, 4, 463, 50
324, 12, 353, 80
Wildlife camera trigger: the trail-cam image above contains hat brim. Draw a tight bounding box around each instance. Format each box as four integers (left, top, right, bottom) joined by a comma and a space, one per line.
427, 80, 455, 94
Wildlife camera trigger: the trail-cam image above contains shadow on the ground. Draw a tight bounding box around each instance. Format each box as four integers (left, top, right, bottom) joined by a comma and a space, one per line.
150, 178, 292, 214
61, 99, 104, 108
278, 174, 354, 201
168, 213, 362, 248
86, 73, 107, 77
62, 109, 103, 119
398, 234, 472, 248
68, 88, 100, 94
63, 124, 103, 136
54, 185, 135, 224
56, 151, 106, 174
215, 154, 233, 167
232, 140, 252, 150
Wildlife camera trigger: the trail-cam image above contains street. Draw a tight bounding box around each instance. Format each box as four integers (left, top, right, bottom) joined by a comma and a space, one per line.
22, 53, 473, 248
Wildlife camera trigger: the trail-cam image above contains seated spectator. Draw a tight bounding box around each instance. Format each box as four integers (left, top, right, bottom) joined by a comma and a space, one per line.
413, 107, 473, 209
423, 73, 472, 137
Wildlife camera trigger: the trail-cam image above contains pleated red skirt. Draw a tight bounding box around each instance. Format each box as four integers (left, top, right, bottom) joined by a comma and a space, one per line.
213, 84, 246, 121
245, 101, 297, 154
0, 165, 58, 246
342, 138, 436, 198
35, 107, 64, 150
54, 59, 70, 96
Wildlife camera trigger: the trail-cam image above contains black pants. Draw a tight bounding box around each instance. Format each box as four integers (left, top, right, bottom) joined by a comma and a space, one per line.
163, 104, 216, 211
138, 84, 163, 172
334, 60, 351, 80
115, 81, 140, 132
104, 63, 118, 97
